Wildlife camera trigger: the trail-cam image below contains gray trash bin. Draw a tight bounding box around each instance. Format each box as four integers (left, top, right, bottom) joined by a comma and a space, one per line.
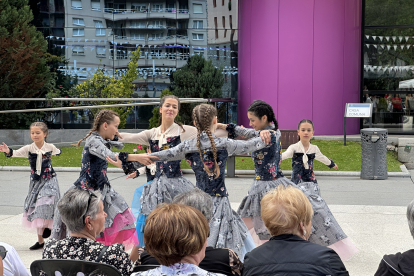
360, 128, 388, 180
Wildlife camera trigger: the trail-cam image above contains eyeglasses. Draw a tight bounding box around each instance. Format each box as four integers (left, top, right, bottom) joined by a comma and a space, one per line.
82, 190, 97, 225
0, 246, 7, 260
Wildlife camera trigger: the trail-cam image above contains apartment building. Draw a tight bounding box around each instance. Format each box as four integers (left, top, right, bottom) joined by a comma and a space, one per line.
63, 0, 208, 89
206, 0, 238, 98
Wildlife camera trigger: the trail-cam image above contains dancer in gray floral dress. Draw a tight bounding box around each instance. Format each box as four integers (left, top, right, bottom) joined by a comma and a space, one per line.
143, 104, 276, 260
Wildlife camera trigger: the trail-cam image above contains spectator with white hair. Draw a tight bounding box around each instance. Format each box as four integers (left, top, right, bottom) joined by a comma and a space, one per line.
43, 189, 135, 276
374, 198, 414, 276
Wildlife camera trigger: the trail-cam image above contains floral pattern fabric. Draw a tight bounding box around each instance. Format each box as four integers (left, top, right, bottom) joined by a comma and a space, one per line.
149, 135, 183, 179
42, 237, 134, 276
74, 132, 141, 191
132, 263, 225, 276
291, 153, 334, 186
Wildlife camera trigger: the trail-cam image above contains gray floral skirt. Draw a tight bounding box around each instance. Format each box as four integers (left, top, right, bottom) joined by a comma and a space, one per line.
140, 174, 195, 215
237, 177, 347, 245
208, 196, 251, 261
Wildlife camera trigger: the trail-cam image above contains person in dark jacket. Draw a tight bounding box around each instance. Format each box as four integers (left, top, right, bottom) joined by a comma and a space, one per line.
242, 185, 349, 276
374, 198, 414, 276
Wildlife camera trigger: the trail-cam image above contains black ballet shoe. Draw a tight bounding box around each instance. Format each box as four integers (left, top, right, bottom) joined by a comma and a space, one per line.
42, 228, 51, 238
29, 242, 44, 250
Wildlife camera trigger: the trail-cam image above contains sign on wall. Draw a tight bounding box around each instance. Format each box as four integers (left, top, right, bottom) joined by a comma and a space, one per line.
344, 103, 372, 118
344, 103, 373, 145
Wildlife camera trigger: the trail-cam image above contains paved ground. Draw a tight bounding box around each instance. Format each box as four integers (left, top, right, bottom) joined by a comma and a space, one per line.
1, 169, 414, 275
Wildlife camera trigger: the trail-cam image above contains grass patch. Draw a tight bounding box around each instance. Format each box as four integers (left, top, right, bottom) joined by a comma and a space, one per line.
0, 140, 402, 172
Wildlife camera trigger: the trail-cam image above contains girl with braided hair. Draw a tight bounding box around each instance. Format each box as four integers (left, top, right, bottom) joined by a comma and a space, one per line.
111, 103, 277, 260
217, 100, 357, 260
115, 95, 198, 246
51, 109, 156, 252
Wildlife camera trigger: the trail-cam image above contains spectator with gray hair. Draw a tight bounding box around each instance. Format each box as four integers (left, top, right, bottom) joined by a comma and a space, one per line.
136, 188, 243, 276
374, 198, 414, 276
43, 188, 135, 276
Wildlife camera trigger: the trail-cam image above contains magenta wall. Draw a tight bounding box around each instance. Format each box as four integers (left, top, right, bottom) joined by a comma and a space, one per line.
238, 0, 362, 135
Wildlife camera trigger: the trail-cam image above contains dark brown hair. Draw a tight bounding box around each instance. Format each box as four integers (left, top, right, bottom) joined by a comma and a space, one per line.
192, 104, 220, 178
158, 95, 184, 132
144, 203, 209, 266
77, 109, 119, 147
297, 119, 314, 130
247, 100, 279, 130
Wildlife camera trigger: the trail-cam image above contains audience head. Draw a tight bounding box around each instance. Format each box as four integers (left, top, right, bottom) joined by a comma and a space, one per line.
247, 100, 279, 131
58, 189, 106, 237
407, 198, 414, 239
144, 203, 209, 266
261, 185, 313, 240
172, 188, 213, 221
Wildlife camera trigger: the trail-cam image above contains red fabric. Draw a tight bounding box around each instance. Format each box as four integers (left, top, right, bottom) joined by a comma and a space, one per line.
392, 97, 402, 109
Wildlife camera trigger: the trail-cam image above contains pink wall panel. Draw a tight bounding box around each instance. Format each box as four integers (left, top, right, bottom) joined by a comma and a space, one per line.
238, 0, 252, 120
312, 0, 345, 135
249, 0, 279, 118
277, 0, 314, 130
238, 0, 362, 134
343, 0, 362, 133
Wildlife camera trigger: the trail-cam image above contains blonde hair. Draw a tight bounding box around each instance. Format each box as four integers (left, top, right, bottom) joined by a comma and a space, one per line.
30, 122, 48, 141
144, 203, 209, 266
261, 185, 313, 237
192, 104, 220, 178
77, 109, 119, 147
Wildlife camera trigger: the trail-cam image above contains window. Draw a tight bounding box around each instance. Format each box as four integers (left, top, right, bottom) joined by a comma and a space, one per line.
224, 29, 227, 38
91, 0, 100, 10
193, 20, 203, 29
73, 18, 84, 26
96, 46, 105, 57
192, 33, 203, 40
131, 3, 146, 11
215, 29, 218, 39
72, 46, 84, 55
131, 32, 145, 40
193, 3, 202, 13
152, 4, 163, 11
222, 0, 225, 5
71, 0, 82, 9
194, 50, 204, 58
213, 0, 216, 7
95, 21, 105, 36
222, 16, 225, 28
150, 20, 162, 28
73, 28, 84, 36
150, 33, 162, 40
223, 48, 226, 60
216, 47, 219, 60
229, 15, 232, 29
130, 21, 146, 28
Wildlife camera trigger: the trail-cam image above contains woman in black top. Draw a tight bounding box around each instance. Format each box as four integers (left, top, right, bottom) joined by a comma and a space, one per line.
242, 185, 349, 276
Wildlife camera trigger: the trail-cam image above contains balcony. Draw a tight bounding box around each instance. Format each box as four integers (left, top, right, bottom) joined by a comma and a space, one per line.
112, 34, 189, 46
147, 8, 190, 20
103, 9, 148, 21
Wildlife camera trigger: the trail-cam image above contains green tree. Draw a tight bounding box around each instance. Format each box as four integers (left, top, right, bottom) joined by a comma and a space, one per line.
0, 0, 55, 128
170, 54, 224, 123
148, 89, 182, 129
74, 49, 141, 128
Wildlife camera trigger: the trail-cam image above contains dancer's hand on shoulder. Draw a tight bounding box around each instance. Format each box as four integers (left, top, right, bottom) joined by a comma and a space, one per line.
0, 142, 10, 154
107, 155, 122, 168
259, 130, 271, 144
